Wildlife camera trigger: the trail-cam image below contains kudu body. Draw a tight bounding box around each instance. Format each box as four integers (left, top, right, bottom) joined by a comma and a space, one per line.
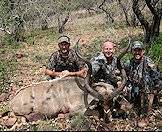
10, 77, 94, 117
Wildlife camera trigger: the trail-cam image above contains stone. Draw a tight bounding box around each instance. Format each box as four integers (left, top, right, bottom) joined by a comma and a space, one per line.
3, 116, 17, 128
0, 93, 9, 102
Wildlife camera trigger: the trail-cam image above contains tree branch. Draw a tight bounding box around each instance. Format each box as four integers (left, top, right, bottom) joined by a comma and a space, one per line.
145, 0, 159, 17
132, 0, 149, 29
98, 0, 114, 23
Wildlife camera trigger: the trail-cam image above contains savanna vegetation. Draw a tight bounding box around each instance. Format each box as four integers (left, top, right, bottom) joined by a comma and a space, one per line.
0, 0, 162, 131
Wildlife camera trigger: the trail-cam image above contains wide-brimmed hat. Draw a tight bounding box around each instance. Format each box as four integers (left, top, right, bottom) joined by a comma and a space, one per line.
58, 36, 70, 44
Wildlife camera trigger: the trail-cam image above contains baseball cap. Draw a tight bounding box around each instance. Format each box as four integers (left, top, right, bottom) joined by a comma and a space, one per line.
132, 41, 144, 50
58, 36, 70, 44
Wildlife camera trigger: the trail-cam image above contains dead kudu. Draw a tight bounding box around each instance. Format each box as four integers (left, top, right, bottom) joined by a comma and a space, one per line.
9, 47, 105, 121
9, 77, 95, 119
9, 38, 131, 122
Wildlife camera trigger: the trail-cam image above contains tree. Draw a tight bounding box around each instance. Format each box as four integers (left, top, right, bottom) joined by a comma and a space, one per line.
98, 0, 115, 24
117, 0, 131, 26
0, 0, 27, 42
132, 0, 162, 45
0, 0, 13, 34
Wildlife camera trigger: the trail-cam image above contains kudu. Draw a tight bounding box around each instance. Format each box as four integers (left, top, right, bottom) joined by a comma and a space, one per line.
9, 77, 95, 118
9, 38, 131, 122
7, 47, 103, 119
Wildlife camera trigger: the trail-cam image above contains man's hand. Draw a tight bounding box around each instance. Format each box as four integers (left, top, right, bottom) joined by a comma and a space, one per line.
80, 68, 88, 78
59, 70, 70, 78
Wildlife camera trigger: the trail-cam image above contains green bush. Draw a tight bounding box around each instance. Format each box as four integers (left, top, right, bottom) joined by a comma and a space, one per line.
28, 119, 60, 131
2, 34, 18, 47
0, 34, 19, 93
148, 34, 162, 71
25, 27, 59, 45
70, 113, 86, 130
0, 58, 18, 93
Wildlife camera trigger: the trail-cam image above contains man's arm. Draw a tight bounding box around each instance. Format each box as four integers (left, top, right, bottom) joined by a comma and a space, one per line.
91, 59, 102, 76
46, 52, 59, 77
68, 68, 88, 78
45, 68, 88, 78
147, 57, 160, 86
45, 69, 61, 78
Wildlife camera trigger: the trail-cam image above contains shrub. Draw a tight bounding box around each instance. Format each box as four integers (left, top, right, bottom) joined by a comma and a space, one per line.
0, 34, 19, 93
148, 34, 162, 71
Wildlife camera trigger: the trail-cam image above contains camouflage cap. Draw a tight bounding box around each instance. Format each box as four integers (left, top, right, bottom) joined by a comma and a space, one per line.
132, 41, 144, 50
58, 36, 70, 44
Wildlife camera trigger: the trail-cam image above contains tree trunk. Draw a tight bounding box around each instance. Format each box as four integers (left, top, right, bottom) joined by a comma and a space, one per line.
130, 13, 139, 27
144, 15, 161, 45
132, 0, 161, 45
58, 13, 69, 34
41, 19, 48, 30
13, 16, 25, 42
117, 0, 130, 26
98, 0, 114, 24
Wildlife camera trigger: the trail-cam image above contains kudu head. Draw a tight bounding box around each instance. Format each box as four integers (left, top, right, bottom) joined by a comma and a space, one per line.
74, 37, 131, 102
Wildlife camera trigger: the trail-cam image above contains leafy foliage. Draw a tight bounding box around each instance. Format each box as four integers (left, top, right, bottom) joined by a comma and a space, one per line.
0, 34, 19, 93
0, 0, 12, 27
148, 33, 162, 70
69, 113, 88, 131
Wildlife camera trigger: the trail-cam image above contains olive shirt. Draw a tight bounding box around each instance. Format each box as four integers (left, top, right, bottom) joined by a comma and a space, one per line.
48, 49, 87, 79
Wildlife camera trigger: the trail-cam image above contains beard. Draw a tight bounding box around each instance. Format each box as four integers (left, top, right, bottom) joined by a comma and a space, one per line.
134, 54, 143, 63
104, 52, 113, 58
134, 54, 142, 60
60, 50, 69, 58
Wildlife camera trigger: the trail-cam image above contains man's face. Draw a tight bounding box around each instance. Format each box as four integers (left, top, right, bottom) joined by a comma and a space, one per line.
132, 48, 144, 60
102, 42, 115, 58
58, 42, 70, 57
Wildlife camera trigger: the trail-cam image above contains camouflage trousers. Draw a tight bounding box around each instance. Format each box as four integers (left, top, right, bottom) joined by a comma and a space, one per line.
132, 89, 155, 118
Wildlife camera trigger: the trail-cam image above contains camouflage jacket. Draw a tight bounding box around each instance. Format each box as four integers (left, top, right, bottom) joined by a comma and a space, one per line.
48, 49, 87, 73
124, 56, 160, 91
91, 52, 123, 87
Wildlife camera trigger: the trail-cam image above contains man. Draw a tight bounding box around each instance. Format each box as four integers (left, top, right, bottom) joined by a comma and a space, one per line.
45, 35, 88, 79
90, 41, 127, 121
91, 41, 125, 89
124, 41, 160, 125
